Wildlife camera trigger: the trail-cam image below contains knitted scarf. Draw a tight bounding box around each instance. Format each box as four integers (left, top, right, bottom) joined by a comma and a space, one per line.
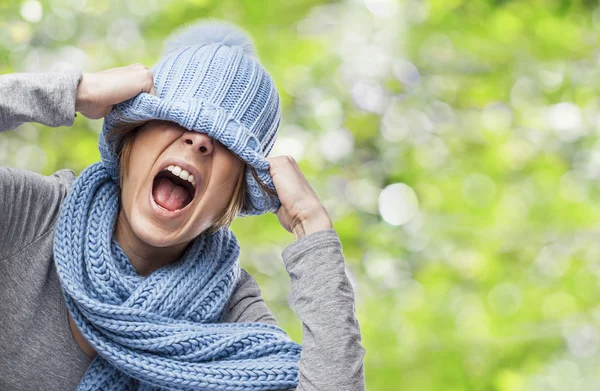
53, 162, 302, 390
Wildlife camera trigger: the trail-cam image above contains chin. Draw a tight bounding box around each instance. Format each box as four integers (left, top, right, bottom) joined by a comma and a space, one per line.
128, 199, 208, 249
130, 213, 182, 248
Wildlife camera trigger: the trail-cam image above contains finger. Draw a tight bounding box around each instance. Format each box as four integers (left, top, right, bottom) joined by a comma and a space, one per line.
109, 68, 154, 102
140, 69, 156, 95
126, 62, 144, 69
102, 63, 138, 73
265, 156, 276, 173
265, 155, 286, 171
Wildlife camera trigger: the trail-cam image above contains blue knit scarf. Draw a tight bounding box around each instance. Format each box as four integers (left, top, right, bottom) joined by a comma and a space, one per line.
53, 162, 302, 390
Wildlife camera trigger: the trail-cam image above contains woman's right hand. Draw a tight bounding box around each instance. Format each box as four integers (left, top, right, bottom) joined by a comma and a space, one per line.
75, 63, 157, 120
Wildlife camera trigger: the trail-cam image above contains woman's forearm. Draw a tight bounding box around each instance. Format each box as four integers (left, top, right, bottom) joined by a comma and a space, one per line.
282, 228, 366, 391
0, 68, 82, 132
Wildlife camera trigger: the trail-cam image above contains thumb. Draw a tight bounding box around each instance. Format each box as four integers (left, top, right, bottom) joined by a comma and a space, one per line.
148, 82, 157, 96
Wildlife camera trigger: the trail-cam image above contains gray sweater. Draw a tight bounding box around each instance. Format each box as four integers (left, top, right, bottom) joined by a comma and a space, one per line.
0, 69, 366, 390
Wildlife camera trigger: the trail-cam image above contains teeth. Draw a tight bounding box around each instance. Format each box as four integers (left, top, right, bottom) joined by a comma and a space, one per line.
179, 170, 189, 181
163, 164, 197, 188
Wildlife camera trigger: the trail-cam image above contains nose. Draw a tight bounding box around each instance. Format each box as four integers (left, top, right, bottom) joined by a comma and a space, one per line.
182, 131, 213, 155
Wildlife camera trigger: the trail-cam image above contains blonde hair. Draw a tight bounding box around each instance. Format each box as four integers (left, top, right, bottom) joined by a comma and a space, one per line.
105, 120, 276, 235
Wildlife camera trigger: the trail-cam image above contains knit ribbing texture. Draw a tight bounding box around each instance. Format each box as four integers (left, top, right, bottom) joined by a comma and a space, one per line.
99, 20, 283, 217
53, 162, 302, 390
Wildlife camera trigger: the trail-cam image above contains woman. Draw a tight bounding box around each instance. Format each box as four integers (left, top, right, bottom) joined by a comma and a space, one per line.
0, 20, 365, 390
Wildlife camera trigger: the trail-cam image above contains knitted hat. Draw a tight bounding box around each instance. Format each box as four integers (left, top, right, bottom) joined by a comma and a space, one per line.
99, 19, 282, 217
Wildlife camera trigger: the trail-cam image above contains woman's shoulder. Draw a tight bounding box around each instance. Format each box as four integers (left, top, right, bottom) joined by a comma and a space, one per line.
0, 167, 77, 260
52, 168, 77, 193
0, 166, 77, 208
52, 167, 77, 184
0, 166, 76, 187
221, 267, 280, 327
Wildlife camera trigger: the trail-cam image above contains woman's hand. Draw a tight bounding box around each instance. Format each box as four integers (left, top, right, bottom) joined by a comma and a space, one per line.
266, 155, 333, 240
75, 63, 156, 120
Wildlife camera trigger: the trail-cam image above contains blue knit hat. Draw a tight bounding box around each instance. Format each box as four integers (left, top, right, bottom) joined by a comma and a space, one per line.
99, 19, 281, 217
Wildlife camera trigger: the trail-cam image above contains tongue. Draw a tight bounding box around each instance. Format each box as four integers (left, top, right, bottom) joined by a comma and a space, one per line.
153, 177, 189, 211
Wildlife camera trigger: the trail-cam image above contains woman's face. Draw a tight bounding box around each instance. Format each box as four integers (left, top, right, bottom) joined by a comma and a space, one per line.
120, 119, 244, 247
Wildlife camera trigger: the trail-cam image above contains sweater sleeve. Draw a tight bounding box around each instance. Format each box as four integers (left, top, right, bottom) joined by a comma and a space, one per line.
222, 229, 366, 391
0, 68, 83, 132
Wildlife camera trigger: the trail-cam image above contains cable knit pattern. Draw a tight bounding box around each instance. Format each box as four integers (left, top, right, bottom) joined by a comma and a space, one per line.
54, 20, 301, 390
99, 20, 283, 216
53, 162, 301, 390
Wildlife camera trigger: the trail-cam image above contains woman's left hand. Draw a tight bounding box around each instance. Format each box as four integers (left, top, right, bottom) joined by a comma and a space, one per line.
266, 156, 333, 240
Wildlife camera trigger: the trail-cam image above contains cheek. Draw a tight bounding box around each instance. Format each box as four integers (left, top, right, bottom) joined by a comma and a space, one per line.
119, 174, 139, 222
125, 133, 170, 194
210, 157, 242, 196
121, 171, 143, 204
119, 150, 156, 214
123, 156, 149, 198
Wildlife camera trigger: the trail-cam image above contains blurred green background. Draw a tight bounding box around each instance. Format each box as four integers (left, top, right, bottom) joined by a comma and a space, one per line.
3, 0, 600, 389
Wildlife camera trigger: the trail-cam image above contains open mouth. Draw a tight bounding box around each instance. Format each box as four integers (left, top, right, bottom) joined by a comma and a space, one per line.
151, 165, 197, 212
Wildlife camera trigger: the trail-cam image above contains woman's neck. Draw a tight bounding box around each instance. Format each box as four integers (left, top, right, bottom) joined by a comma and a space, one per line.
114, 210, 188, 277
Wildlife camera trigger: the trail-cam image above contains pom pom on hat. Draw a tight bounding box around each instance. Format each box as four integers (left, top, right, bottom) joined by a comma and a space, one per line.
162, 19, 256, 58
